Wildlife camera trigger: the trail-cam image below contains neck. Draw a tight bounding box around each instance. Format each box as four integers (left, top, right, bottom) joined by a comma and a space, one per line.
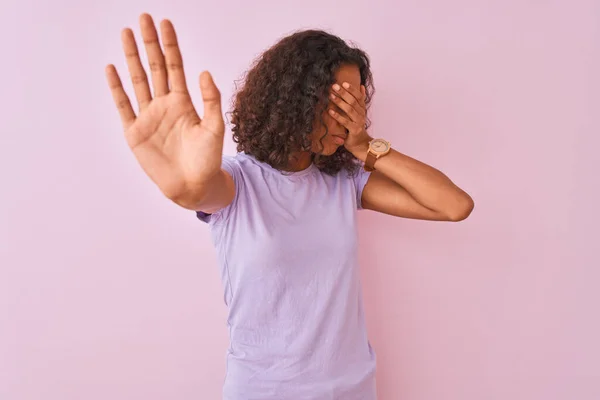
285, 151, 312, 172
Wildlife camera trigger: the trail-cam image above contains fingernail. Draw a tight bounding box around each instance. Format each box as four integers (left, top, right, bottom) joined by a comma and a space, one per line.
333, 84, 340, 91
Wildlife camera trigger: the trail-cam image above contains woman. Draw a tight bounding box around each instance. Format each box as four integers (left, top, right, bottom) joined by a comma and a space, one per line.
105, 13, 474, 400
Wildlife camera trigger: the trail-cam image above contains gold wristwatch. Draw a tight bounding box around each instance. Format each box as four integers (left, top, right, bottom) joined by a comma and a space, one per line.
364, 138, 391, 171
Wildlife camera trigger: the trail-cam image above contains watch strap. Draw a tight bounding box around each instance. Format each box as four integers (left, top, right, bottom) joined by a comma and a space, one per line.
365, 150, 377, 172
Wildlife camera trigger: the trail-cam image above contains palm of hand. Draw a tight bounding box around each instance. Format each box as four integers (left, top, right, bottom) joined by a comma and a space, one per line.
105, 13, 225, 201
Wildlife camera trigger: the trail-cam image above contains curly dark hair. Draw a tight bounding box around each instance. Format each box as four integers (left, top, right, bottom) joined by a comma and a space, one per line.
226, 29, 375, 176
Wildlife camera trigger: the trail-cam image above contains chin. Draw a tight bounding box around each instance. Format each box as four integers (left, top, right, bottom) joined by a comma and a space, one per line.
320, 145, 340, 156
311, 140, 343, 156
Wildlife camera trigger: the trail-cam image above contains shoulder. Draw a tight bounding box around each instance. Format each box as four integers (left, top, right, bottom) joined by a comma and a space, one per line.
337, 162, 372, 186
337, 162, 372, 210
221, 152, 265, 175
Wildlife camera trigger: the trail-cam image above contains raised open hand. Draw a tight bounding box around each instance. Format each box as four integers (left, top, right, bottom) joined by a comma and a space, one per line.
105, 14, 225, 203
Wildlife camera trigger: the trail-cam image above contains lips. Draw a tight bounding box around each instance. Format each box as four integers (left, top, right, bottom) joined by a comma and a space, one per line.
331, 134, 346, 145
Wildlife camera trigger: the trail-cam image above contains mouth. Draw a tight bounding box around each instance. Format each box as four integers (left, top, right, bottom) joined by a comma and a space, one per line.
331, 134, 346, 145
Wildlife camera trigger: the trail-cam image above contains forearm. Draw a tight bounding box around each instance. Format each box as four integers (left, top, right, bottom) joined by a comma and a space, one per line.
351, 143, 474, 220
171, 169, 235, 212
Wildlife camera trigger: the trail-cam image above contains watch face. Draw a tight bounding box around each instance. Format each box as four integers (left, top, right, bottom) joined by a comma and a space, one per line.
371, 139, 390, 153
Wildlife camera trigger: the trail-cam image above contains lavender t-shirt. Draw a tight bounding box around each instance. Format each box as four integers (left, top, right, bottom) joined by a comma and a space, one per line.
197, 152, 376, 400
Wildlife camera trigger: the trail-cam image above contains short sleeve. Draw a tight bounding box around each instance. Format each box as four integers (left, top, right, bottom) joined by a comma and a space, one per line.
352, 164, 372, 210
195, 154, 242, 224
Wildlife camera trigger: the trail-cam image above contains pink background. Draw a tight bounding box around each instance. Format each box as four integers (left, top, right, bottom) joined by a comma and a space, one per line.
1, 0, 598, 399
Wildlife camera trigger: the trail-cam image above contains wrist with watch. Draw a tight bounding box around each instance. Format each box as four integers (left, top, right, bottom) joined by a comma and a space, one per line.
364, 138, 391, 172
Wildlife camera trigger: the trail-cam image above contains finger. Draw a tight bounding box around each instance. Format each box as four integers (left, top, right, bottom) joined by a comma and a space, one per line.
333, 83, 364, 115
346, 82, 365, 105
139, 13, 169, 96
329, 92, 360, 122
328, 108, 355, 129
121, 28, 152, 111
105, 64, 136, 131
199, 71, 224, 134
342, 82, 365, 106
160, 19, 188, 94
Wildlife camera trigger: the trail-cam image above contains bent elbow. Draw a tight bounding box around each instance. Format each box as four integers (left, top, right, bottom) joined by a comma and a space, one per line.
447, 195, 475, 222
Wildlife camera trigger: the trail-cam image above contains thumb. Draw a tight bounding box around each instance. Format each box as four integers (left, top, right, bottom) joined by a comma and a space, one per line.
199, 71, 224, 126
